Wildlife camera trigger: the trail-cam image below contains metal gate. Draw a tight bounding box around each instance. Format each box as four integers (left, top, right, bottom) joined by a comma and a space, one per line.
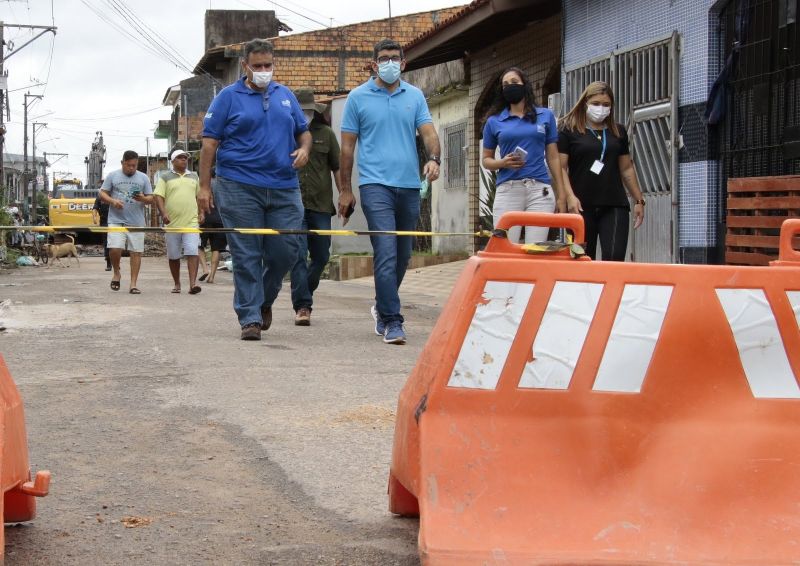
720, 0, 800, 179
565, 33, 680, 263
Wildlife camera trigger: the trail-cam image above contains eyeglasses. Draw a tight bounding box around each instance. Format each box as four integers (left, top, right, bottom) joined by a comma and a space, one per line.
174, 155, 188, 160
376, 55, 402, 64
248, 63, 273, 71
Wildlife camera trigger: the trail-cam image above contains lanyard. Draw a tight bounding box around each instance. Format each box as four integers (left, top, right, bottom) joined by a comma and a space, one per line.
589, 128, 607, 162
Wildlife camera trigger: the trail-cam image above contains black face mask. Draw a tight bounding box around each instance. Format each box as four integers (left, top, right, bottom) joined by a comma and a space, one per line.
502, 84, 526, 104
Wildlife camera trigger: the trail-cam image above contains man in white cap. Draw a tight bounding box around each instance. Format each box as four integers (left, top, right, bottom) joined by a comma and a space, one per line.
154, 149, 202, 294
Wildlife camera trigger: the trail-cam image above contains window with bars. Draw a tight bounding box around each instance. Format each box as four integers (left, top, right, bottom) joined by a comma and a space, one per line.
443, 121, 467, 189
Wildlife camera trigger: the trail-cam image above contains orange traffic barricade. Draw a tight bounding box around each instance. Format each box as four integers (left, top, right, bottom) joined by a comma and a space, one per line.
389, 212, 800, 564
0, 354, 50, 553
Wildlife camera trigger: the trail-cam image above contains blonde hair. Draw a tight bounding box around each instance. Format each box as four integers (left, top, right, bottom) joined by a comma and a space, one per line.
559, 81, 621, 137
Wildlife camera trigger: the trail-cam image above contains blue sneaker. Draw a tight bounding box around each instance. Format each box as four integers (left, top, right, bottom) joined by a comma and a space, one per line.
371, 305, 385, 336
383, 321, 406, 345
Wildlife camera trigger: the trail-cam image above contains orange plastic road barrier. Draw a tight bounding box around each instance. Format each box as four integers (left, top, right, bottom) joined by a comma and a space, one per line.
389, 212, 800, 564
0, 355, 50, 552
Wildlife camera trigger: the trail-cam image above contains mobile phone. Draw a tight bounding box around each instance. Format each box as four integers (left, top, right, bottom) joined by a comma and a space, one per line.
512, 146, 528, 160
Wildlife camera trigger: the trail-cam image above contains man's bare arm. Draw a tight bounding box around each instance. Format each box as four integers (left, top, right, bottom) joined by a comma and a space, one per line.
198, 137, 219, 215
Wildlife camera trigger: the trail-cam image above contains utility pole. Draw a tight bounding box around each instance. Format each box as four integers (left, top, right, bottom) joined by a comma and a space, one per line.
0, 21, 57, 213
43, 151, 67, 197
388, 0, 393, 38
31, 121, 46, 223
0, 22, 5, 203
22, 92, 42, 220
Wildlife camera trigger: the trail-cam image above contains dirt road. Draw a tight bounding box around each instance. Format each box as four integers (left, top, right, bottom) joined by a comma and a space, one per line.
0, 257, 443, 565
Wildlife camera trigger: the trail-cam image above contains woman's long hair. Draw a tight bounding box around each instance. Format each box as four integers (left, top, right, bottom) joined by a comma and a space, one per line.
559, 81, 620, 137
483, 67, 538, 124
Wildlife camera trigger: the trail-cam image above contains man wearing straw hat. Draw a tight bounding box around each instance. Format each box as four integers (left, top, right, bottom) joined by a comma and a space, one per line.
289, 88, 344, 327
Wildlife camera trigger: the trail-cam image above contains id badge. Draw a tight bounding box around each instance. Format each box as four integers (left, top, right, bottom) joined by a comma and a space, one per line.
590, 160, 605, 175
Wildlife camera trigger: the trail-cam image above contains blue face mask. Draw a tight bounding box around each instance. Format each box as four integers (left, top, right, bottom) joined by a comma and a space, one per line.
377, 60, 401, 84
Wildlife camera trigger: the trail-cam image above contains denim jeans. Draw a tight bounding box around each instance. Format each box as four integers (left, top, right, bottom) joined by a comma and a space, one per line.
213, 176, 303, 327
360, 184, 421, 324
290, 209, 332, 311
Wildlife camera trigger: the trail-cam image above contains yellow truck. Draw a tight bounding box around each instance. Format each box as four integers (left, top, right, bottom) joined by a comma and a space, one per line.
48, 179, 97, 228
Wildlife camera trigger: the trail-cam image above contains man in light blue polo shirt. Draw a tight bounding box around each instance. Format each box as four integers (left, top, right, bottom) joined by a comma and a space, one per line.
340, 38, 441, 345
198, 38, 311, 341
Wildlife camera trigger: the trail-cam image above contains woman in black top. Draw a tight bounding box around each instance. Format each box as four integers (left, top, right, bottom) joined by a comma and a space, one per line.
558, 81, 645, 261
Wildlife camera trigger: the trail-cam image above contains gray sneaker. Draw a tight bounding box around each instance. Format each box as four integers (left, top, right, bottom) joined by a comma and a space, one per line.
383, 321, 406, 345
370, 305, 385, 336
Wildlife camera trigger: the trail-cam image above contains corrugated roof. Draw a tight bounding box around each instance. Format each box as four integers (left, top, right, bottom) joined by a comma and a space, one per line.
402, 0, 489, 52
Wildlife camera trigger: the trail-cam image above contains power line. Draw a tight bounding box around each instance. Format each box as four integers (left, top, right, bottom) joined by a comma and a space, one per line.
49, 106, 163, 122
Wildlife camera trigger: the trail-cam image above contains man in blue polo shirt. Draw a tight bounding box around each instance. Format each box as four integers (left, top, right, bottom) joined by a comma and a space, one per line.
198, 38, 311, 341
340, 38, 441, 345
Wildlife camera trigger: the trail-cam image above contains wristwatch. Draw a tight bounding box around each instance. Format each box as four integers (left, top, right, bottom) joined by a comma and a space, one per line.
429, 155, 441, 165
634, 199, 645, 206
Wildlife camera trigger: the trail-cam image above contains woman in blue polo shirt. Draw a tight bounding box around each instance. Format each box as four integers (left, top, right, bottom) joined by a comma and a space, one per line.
481, 67, 565, 243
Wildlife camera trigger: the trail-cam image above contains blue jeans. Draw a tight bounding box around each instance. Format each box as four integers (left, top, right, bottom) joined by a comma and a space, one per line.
213, 176, 303, 327
360, 184, 421, 324
290, 209, 332, 311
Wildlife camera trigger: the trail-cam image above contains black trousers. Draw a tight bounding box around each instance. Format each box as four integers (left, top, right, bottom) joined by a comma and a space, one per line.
581, 206, 630, 261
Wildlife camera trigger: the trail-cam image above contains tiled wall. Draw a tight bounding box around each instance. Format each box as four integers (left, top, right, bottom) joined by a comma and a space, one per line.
563, 0, 721, 258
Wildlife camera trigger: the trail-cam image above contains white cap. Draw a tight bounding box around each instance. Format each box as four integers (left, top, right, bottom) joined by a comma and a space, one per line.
170, 149, 189, 161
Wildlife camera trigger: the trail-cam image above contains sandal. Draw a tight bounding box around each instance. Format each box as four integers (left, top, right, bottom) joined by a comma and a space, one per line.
199, 273, 208, 282
188, 286, 202, 295
171, 288, 181, 294
129, 287, 141, 294
110, 280, 121, 291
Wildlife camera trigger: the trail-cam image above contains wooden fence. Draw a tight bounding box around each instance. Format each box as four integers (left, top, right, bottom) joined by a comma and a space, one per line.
726, 176, 800, 265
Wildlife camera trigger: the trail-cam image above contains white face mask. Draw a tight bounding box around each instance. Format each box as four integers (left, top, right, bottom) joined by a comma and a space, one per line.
303, 110, 314, 123
249, 67, 273, 88
587, 104, 611, 123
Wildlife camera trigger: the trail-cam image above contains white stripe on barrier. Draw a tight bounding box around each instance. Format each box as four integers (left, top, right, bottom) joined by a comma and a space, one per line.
717, 289, 800, 399
519, 282, 604, 390
789, 291, 800, 330
593, 285, 673, 393
447, 281, 534, 390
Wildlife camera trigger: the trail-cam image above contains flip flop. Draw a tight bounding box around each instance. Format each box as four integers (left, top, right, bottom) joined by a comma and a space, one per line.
129, 288, 141, 294
110, 280, 120, 291
188, 286, 202, 295
171, 288, 181, 294
199, 273, 208, 282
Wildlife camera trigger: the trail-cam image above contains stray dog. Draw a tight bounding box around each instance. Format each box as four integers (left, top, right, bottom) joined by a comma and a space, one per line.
46, 235, 80, 268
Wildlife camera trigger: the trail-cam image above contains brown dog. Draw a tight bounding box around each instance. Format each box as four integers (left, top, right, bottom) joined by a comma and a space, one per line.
46, 235, 80, 268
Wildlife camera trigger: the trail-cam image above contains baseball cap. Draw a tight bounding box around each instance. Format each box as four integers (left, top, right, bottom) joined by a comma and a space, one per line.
170, 149, 189, 161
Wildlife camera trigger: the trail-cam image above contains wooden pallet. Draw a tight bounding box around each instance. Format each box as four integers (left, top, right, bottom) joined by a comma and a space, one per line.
726, 176, 800, 265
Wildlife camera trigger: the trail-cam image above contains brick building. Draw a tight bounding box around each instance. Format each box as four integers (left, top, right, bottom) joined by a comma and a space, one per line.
193, 7, 465, 94
156, 10, 288, 155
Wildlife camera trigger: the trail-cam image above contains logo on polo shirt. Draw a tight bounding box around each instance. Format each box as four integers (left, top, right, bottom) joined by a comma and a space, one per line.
537, 124, 546, 134
205, 112, 213, 119
281, 99, 291, 107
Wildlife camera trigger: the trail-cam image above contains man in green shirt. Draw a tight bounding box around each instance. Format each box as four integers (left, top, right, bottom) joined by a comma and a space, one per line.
290, 89, 344, 326
154, 149, 202, 295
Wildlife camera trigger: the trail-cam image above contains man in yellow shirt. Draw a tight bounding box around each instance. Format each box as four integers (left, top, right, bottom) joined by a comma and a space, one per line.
154, 149, 202, 294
